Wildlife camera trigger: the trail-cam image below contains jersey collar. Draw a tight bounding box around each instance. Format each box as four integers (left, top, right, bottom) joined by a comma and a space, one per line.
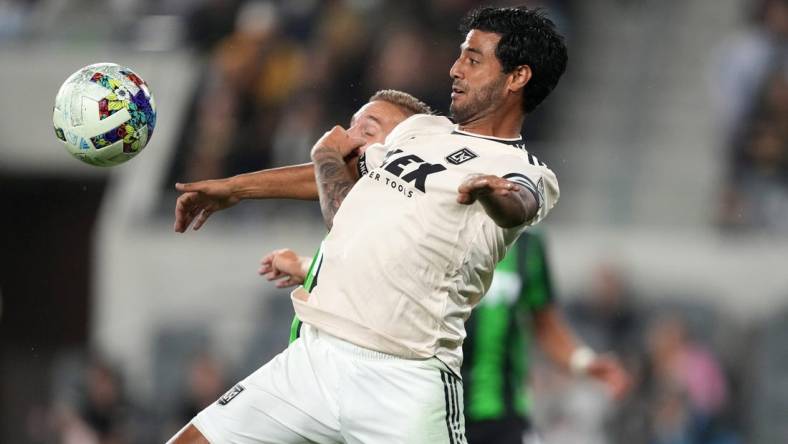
451, 128, 525, 148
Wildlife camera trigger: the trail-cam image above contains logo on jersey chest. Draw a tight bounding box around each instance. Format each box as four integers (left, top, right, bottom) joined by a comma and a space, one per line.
377, 149, 447, 193
446, 147, 478, 165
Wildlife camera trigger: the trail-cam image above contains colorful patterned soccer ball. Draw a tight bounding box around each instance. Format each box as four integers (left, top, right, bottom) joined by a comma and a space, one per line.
53, 63, 157, 167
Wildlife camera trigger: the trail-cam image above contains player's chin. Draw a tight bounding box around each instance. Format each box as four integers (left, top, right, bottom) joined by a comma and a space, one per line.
449, 103, 471, 123
449, 100, 461, 116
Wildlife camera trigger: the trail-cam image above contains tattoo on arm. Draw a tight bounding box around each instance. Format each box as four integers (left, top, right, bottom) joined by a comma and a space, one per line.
312, 148, 355, 230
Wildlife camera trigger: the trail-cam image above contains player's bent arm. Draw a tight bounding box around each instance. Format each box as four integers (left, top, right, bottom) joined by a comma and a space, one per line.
534, 305, 632, 399
312, 149, 355, 230
532, 305, 583, 372
457, 175, 538, 228
311, 126, 366, 230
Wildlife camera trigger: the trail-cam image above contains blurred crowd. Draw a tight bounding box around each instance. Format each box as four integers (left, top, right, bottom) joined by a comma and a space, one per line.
714, 0, 788, 233
533, 264, 746, 444
166, 0, 569, 187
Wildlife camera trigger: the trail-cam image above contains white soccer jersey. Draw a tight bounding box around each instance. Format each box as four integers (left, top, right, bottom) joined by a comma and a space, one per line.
292, 115, 559, 374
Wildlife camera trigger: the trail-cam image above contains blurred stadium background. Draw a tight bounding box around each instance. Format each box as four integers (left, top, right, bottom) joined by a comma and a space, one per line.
1, 0, 787, 442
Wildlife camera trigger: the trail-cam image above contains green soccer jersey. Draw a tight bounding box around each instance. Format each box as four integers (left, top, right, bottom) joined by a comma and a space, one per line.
461, 230, 554, 422
288, 231, 554, 423
288, 242, 323, 343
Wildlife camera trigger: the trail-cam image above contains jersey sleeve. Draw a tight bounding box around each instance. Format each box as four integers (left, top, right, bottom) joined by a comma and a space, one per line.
496, 153, 560, 229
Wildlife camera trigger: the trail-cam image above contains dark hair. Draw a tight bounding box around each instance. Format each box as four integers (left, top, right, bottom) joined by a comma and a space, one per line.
369, 89, 433, 115
460, 6, 568, 113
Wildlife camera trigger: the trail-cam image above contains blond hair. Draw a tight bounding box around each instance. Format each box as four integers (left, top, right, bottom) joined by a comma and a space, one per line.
369, 89, 433, 116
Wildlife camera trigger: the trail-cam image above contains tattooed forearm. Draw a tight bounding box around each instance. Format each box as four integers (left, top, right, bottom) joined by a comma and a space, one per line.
312, 147, 355, 230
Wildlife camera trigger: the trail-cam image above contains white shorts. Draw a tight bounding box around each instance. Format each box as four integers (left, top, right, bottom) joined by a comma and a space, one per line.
192, 324, 466, 444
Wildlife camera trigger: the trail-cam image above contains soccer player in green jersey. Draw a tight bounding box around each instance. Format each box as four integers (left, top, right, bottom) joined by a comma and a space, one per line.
460, 230, 631, 443
462, 231, 557, 442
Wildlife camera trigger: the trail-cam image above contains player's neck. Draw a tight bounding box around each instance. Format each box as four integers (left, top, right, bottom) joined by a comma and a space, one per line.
457, 121, 521, 139
457, 102, 524, 139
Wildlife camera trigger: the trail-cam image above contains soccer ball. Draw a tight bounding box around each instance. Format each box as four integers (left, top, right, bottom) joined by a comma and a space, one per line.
53, 63, 157, 167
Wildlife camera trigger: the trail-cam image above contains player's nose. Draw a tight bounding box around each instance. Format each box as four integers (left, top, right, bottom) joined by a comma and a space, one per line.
347, 124, 362, 139
347, 125, 370, 147
449, 58, 462, 79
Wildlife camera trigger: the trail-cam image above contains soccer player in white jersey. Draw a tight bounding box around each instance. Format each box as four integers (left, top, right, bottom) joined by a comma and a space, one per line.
170, 6, 568, 444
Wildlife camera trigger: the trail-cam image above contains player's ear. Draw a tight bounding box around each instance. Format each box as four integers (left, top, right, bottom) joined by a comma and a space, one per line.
508, 65, 532, 93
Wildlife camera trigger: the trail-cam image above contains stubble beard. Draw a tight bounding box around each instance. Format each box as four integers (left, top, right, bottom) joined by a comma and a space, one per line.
450, 76, 507, 125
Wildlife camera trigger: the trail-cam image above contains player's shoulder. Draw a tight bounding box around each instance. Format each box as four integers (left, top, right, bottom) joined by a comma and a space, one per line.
474, 140, 555, 175
512, 147, 554, 173
400, 113, 453, 131
385, 114, 453, 144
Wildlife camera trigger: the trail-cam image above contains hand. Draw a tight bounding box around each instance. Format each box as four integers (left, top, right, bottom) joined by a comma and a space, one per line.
457, 174, 521, 205
258, 249, 309, 288
174, 179, 239, 232
311, 125, 366, 161
586, 355, 632, 401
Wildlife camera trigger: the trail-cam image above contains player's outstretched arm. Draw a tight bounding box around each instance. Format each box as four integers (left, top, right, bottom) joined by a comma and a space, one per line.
311, 126, 366, 230
173, 163, 317, 232
258, 248, 310, 288
457, 175, 538, 228
533, 306, 631, 400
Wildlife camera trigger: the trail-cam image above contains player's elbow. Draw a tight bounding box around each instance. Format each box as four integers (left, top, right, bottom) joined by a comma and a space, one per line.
497, 215, 526, 229
495, 207, 530, 228
499, 193, 538, 228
